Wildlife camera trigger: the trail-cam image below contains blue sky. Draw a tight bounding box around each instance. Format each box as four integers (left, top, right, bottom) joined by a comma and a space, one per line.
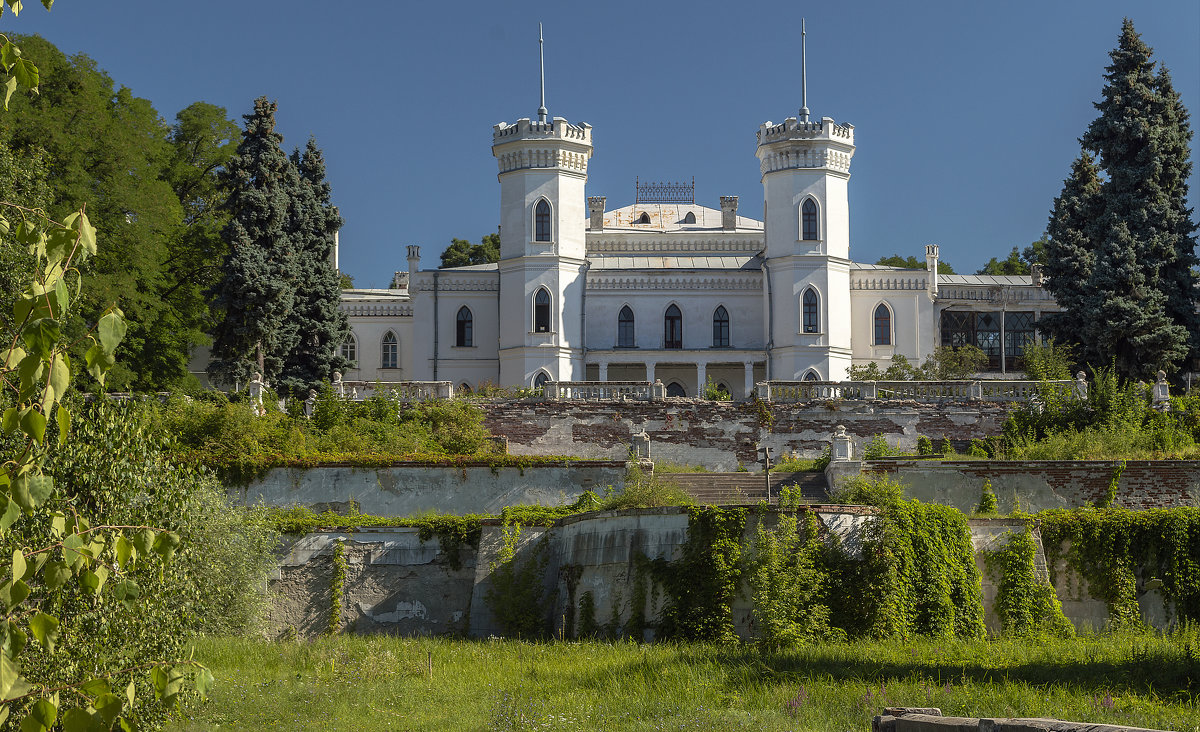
4, 1, 1198, 286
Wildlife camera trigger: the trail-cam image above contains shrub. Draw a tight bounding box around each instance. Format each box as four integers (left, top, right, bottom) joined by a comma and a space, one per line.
830, 473, 905, 506
601, 465, 695, 511
976, 479, 999, 515
862, 434, 900, 459
703, 378, 731, 401
916, 435, 933, 455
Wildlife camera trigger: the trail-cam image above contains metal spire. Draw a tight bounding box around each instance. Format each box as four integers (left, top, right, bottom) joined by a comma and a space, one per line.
537, 23, 548, 123
799, 18, 810, 123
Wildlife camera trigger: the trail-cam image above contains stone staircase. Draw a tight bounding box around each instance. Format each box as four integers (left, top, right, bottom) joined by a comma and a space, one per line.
662, 471, 829, 505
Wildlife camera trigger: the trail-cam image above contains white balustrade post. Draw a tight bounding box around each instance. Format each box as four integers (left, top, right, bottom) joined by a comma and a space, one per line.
970, 381, 983, 401
546, 381, 560, 401
831, 424, 854, 461
651, 379, 666, 401
864, 381, 877, 400
697, 362, 707, 396
743, 362, 754, 400
756, 381, 770, 401
598, 362, 608, 381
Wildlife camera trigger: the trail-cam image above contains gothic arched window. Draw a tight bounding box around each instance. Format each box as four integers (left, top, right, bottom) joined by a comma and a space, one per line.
666, 382, 686, 397
712, 306, 730, 347
533, 372, 550, 390
534, 288, 551, 333
341, 333, 357, 365
664, 304, 683, 349
802, 198, 819, 241
802, 288, 820, 333
803, 370, 820, 382
535, 199, 551, 242
381, 331, 398, 369
682, 211, 696, 224
617, 305, 635, 348
456, 306, 473, 347
874, 303, 893, 346
637, 212, 651, 224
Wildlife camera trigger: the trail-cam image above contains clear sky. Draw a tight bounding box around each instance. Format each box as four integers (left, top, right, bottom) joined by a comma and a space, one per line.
4, 1, 1198, 286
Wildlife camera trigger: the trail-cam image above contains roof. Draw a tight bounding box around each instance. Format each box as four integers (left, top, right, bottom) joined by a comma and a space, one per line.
589, 255, 760, 270
939, 274, 1035, 287
342, 288, 409, 299
597, 203, 762, 233
435, 262, 500, 272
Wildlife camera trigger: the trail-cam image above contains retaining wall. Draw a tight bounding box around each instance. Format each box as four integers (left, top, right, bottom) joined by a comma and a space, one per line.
231, 462, 627, 516
869, 459, 1200, 513
480, 400, 1010, 470
264, 508, 1132, 640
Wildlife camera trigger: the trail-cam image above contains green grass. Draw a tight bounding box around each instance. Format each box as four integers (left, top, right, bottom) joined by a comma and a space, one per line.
168, 631, 1199, 731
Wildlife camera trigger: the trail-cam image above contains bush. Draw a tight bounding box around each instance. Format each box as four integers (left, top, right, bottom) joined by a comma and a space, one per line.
3, 401, 276, 728
600, 465, 695, 511
976, 479, 999, 515
862, 434, 900, 459
830, 473, 905, 506
916, 435, 933, 455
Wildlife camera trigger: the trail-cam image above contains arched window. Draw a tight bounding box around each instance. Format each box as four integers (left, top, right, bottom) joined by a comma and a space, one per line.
803, 370, 820, 382
637, 211, 651, 224
535, 199, 551, 242
666, 382, 686, 397
533, 372, 550, 390
874, 303, 892, 346
381, 331, 398, 369
802, 288, 819, 333
534, 288, 551, 333
712, 306, 730, 347
456, 306, 473, 347
802, 198, 819, 241
682, 211, 696, 224
617, 305, 635, 348
664, 304, 683, 349
458, 383, 473, 394
341, 333, 357, 365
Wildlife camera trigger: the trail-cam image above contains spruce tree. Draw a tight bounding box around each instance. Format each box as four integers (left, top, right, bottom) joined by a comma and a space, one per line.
278, 137, 351, 396
1041, 153, 1102, 357
1043, 19, 1196, 378
207, 97, 298, 388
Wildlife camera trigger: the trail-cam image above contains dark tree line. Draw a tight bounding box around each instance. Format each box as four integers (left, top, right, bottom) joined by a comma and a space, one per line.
1042, 20, 1197, 381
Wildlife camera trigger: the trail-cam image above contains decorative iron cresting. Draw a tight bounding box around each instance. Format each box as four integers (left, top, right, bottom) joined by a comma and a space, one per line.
635, 176, 695, 204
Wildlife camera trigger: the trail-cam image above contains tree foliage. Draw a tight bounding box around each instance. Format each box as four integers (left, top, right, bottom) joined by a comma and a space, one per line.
0, 36, 241, 391
874, 254, 954, 274
440, 231, 500, 268
207, 98, 299, 389
1045, 20, 1197, 380
277, 138, 350, 397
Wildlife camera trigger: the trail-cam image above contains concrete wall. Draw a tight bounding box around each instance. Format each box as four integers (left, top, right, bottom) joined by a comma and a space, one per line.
481, 400, 1010, 471
870, 459, 1200, 513
265, 508, 1138, 640
232, 463, 627, 516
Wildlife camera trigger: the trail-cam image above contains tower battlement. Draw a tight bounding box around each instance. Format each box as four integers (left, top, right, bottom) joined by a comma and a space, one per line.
492, 117, 593, 176
493, 117, 592, 145
756, 116, 854, 146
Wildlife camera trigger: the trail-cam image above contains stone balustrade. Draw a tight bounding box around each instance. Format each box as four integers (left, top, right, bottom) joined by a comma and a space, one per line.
757, 378, 1082, 404
544, 381, 663, 402
335, 380, 453, 402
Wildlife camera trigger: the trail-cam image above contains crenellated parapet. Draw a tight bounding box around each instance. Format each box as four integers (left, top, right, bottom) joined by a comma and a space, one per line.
492, 117, 593, 176
755, 116, 855, 177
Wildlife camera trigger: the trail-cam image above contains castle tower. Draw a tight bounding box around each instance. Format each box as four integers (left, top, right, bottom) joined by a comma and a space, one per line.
492, 116, 593, 387
756, 21, 856, 381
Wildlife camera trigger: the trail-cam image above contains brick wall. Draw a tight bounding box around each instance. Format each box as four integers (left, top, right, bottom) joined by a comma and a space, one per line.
481, 399, 1010, 471
868, 459, 1200, 512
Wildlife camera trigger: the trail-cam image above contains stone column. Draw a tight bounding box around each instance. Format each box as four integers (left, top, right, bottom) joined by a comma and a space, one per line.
697, 362, 707, 395
743, 362, 754, 400
598, 362, 608, 381
646, 362, 655, 383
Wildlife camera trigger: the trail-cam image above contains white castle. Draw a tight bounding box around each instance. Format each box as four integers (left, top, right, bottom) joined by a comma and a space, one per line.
334, 29, 1057, 398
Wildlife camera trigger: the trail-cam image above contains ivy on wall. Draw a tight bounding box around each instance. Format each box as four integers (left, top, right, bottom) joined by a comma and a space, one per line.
651, 507, 748, 642
983, 525, 1073, 637
1041, 507, 1200, 628
327, 539, 347, 635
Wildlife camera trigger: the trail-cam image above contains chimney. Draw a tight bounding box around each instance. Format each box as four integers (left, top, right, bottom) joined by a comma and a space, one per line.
588, 196, 606, 231
720, 196, 739, 231
925, 244, 940, 297
406, 245, 420, 279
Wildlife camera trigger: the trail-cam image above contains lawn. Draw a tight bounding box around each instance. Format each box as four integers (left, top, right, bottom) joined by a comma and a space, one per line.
168, 631, 1199, 731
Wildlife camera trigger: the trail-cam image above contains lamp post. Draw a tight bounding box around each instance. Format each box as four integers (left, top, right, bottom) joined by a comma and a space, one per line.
758, 444, 772, 503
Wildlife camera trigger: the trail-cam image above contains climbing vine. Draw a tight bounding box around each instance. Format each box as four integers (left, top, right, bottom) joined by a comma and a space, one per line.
327, 539, 346, 635
983, 525, 1073, 637
650, 507, 747, 642
746, 508, 840, 648
483, 523, 553, 638
1041, 507, 1200, 628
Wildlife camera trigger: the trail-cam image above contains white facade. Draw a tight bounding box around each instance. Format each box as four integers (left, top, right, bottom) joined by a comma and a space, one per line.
337, 100, 1059, 398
